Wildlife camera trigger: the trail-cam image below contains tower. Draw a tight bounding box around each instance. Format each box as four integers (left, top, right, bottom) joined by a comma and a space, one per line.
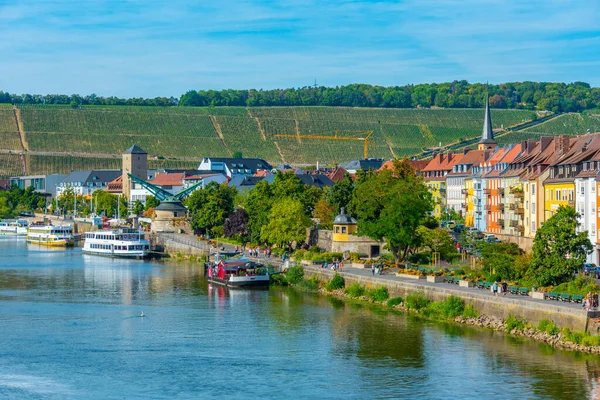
122, 144, 147, 203
478, 96, 497, 151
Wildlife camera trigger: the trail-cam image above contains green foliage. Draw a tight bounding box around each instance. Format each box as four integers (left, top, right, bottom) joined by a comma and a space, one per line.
0, 185, 46, 217
260, 197, 312, 250
531, 206, 592, 286
297, 275, 320, 291
132, 200, 144, 216
478, 242, 525, 281
505, 314, 526, 332
286, 265, 305, 284
538, 319, 559, 335
462, 304, 478, 318
326, 273, 345, 291
349, 252, 361, 262
405, 291, 431, 310
552, 275, 600, 296
312, 199, 335, 230
365, 286, 390, 302
349, 161, 433, 262
270, 273, 289, 286
186, 181, 236, 237
345, 282, 366, 298
387, 297, 403, 307
437, 296, 465, 319
144, 195, 160, 210
417, 226, 458, 261
327, 174, 354, 213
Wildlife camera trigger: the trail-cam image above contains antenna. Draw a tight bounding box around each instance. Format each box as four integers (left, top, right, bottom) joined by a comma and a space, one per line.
313, 79, 318, 88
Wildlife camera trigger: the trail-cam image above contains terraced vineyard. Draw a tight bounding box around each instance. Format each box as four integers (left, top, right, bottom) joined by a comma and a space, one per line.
0, 105, 539, 177
519, 113, 600, 135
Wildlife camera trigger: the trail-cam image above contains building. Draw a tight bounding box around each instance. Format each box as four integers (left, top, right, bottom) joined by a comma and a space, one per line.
477, 96, 498, 152
9, 174, 66, 197
446, 149, 488, 215
339, 158, 385, 174
56, 170, 122, 197
422, 152, 464, 217
122, 144, 148, 202
197, 157, 271, 178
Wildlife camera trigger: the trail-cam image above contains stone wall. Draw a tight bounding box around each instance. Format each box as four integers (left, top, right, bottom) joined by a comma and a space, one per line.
153, 233, 208, 257
307, 228, 386, 257
303, 265, 598, 333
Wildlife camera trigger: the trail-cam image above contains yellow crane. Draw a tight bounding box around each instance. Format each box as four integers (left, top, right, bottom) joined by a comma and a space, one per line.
274, 130, 374, 159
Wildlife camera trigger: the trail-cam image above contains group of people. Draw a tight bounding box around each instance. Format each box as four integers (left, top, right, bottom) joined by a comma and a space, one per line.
322, 260, 344, 271
583, 292, 599, 310
238, 246, 272, 259
492, 281, 509, 296
371, 264, 383, 275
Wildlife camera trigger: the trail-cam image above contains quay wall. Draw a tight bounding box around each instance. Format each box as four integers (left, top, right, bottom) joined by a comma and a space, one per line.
303, 265, 599, 334
153, 233, 208, 258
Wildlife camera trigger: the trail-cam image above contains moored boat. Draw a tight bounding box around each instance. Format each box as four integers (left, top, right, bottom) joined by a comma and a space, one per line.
0, 219, 29, 236
82, 228, 150, 258
27, 224, 75, 246
207, 259, 270, 288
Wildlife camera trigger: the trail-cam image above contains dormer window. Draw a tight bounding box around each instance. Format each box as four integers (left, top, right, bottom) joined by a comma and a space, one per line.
584, 162, 588, 172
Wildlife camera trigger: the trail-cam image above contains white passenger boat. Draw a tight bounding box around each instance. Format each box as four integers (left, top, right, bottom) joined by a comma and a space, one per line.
82, 228, 150, 258
27, 224, 75, 247
0, 219, 29, 236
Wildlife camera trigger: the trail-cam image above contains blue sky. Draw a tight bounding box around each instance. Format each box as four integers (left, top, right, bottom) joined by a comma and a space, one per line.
0, 0, 599, 97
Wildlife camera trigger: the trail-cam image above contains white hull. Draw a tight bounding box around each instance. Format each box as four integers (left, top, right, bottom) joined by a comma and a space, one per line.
82, 249, 148, 258
83, 228, 150, 259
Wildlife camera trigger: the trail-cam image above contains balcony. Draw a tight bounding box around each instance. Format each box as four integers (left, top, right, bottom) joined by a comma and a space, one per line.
483, 189, 491, 195
516, 207, 524, 215
510, 220, 519, 228
483, 204, 491, 211
461, 203, 467, 209
498, 218, 505, 225
461, 188, 469, 195
439, 188, 446, 195
498, 203, 505, 210
508, 203, 516, 211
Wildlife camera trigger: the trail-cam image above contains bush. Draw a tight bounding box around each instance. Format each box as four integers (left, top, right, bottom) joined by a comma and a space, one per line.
298, 275, 320, 291
345, 282, 365, 297
552, 275, 600, 296
387, 297, 403, 307
286, 265, 305, 284
405, 291, 431, 311
326, 273, 345, 291
438, 296, 465, 319
537, 319, 559, 335
270, 274, 288, 286
462, 304, 478, 318
318, 252, 344, 263
408, 252, 430, 264
366, 286, 390, 302
505, 314, 526, 332
453, 268, 466, 277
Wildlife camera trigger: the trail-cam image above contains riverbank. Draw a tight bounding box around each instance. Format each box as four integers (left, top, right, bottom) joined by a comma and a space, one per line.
292, 265, 600, 354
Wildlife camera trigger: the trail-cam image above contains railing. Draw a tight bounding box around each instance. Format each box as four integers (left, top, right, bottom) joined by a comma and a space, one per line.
508, 203, 516, 211
461, 203, 467, 209
156, 233, 211, 250
498, 203, 505, 210
461, 188, 469, 195
483, 189, 491, 195
498, 218, 505, 225
510, 220, 519, 228
517, 207, 524, 215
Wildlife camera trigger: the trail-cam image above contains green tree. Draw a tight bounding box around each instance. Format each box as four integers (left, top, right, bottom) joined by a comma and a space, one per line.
186, 182, 236, 237
349, 162, 433, 263
327, 174, 354, 213
260, 198, 312, 251
312, 199, 335, 229
244, 180, 273, 244
417, 227, 458, 261
144, 195, 160, 210
132, 200, 144, 215
530, 206, 592, 286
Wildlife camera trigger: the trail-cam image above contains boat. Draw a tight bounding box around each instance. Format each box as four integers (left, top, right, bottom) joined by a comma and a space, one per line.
0, 219, 29, 236
82, 228, 150, 258
207, 259, 270, 288
26, 224, 75, 246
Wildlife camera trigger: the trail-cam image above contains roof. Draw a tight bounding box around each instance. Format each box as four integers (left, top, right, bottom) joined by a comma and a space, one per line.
333, 208, 357, 225
379, 160, 429, 173
422, 152, 464, 173
106, 176, 123, 193
229, 175, 265, 189
155, 201, 187, 211
479, 97, 496, 145
203, 157, 272, 172
297, 173, 334, 188
150, 172, 186, 186
61, 170, 121, 185
182, 173, 223, 180
123, 144, 147, 155
339, 158, 385, 171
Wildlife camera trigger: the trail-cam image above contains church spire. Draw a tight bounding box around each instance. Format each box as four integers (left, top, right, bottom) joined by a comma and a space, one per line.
478, 95, 497, 150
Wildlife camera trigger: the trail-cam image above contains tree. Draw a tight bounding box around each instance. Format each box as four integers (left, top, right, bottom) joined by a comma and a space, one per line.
224, 207, 249, 240
232, 151, 243, 159
144, 195, 160, 210
349, 164, 433, 263
327, 174, 354, 213
132, 200, 144, 216
530, 206, 592, 286
417, 227, 457, 261
186, 182, 236, 237
244, 180, 273, 244
478, 242, 524, 280
261, 198, 312, 251
312, 199, 335, 229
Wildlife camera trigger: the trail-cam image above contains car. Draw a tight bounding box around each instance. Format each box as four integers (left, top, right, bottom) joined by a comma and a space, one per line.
19, 211, 34, 217
583, 263, 597, 275
453, 224, 465, 233
441, 220, 456, 229
484, 234, 496, 243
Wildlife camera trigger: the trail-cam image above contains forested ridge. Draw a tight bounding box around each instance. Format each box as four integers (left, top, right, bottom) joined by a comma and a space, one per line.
1, 81, 599, 112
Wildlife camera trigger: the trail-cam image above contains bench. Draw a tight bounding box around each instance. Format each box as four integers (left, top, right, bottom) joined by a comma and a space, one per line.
572, 294, 584, 303
547, 292, 558, 300
518, 287, 529, 296
509, 286, 519, 295
476, 281, 486, 289
559, 294, 571, 302
442, 276, 452, 283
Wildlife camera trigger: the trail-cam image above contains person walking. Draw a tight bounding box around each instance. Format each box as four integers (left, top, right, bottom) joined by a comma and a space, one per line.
340, 262, 344, 272
371, 264, 375, 276
493, 281, 499, 296
502, 281, 508, 296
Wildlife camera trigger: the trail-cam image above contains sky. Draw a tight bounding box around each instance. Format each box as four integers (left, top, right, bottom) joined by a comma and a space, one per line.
0, 0, 599, 98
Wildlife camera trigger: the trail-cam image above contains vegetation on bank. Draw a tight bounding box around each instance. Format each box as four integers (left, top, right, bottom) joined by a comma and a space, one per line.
279, 265, 600, 352
0, 186, 46, 218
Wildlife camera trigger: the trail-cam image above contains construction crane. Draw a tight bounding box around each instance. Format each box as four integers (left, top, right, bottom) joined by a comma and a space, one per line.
274, 130, 374, 159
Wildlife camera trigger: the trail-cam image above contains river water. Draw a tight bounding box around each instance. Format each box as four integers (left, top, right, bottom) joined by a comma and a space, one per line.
0, 238, 599, 399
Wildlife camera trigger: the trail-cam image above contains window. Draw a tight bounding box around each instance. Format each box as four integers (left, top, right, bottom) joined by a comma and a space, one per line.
593, 204, 596, 215
593, 224, 596, 235
335, 226, 340, 233
581, 185, 585, 195
532, 203, 536, 213
341, 227, 347, 234
532, 184, 535, 195
532, 222, 535, 232
593, 185, 596, 194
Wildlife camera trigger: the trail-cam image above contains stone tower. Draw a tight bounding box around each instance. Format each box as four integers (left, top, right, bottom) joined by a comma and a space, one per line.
122, 144, 147, 202
478, 96, 497, 151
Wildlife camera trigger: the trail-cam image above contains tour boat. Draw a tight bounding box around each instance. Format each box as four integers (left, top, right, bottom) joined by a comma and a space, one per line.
207, 259, 270, 288
82, 228, 150, 258
0, 219, 29, 236
27, 224, 75, 247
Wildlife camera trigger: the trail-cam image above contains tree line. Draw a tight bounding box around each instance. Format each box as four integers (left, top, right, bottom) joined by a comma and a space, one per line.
2, 81, 600, 112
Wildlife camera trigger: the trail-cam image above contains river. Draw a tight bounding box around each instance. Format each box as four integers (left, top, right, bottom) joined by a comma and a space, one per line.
0, 237, 599, 399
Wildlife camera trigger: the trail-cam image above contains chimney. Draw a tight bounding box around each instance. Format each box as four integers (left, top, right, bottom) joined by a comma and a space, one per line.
463, 148, 470, 155
527, 139, 536, 154
520, 140, 528, 153
540, 137, 552, 151
561, 136, 570, 153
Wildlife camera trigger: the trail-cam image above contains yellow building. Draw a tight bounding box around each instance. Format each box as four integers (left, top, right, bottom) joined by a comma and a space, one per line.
425, 180, 446, 217
464, 177, 475, 227
332, 208, 358, 242
543, 182, 574, 220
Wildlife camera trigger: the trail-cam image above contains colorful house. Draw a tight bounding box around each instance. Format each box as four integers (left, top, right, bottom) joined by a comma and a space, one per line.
422, 152, 463, 217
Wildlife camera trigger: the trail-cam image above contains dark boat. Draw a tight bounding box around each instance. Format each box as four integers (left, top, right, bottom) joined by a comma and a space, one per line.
207, 259, 270, 288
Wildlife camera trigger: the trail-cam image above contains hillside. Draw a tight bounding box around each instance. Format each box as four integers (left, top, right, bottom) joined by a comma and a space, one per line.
0, 105, 539, 177
496, 113, 600, 144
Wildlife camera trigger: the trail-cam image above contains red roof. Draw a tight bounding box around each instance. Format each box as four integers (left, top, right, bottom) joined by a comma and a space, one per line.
422, 152, 464, 172
150, 172, 186, 186
106, 176, 123, 193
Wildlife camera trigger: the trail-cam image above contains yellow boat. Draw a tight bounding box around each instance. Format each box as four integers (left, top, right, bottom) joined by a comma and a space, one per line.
27, 224, 75, 247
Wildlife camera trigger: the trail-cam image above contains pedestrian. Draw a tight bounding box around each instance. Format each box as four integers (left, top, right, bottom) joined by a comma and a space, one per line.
371, 264, 375, 275
502, 281, 508, 296
493, 281, 499, 296
340, 262, 344, 272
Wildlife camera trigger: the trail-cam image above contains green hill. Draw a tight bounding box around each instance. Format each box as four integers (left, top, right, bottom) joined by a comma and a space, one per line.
0, 105, 539, 177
